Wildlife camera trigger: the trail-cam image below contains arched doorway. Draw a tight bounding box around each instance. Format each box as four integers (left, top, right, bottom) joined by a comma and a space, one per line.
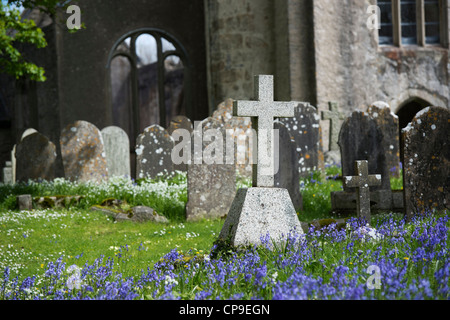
396, 98, 431, 164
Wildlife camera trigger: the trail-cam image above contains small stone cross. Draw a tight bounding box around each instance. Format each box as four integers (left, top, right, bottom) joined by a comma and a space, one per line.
343, 160, 382, 223
233, 75, 298, 187
321, 101, 345, 151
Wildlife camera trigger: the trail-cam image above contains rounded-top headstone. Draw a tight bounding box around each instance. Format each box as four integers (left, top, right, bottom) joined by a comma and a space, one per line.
60, 120, 108, 183
101, 126, 131, 178
402, 106, 450, 219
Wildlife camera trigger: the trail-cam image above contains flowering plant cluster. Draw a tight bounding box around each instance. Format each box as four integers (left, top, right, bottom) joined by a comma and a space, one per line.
1, 211, 448, 300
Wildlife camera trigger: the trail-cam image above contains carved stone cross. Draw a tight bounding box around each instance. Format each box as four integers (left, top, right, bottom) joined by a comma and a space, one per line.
321, 101, 345, 151
343, 160, 382, 222
233, 75, 298, 187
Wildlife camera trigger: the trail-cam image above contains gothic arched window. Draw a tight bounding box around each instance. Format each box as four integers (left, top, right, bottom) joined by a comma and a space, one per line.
107, 29, 190, 143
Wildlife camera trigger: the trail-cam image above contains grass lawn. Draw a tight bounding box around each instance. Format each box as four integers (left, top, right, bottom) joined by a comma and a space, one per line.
1, 165, 448, 300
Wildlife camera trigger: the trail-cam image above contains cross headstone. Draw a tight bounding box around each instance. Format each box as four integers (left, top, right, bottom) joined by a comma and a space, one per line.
279, 102, 324, 176
367, 101, 401, 178
343, 160, 381, 223
135, 124, 175, 180
321, 101, 345, 151
60, 120, 108, 183
233, 75, 297, 187
402, 106, 450, 220
218, 75, 303, 247
15, 132, 57, 182
101, 126, 131, 178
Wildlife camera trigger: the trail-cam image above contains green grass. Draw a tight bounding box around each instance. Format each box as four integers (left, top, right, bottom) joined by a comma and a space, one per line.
0, 165, 410, 283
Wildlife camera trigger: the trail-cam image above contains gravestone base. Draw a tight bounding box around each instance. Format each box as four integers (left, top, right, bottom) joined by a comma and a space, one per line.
218, 187, 303, 247
330, 190, 404, 215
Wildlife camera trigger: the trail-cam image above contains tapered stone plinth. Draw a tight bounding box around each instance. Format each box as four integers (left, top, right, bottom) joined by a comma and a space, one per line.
218, 188, 303, 247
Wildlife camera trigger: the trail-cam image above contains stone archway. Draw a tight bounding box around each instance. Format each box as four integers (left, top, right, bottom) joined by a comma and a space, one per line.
395, 97, 431, 165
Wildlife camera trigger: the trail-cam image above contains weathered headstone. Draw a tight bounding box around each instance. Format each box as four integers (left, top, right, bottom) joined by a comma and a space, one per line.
60, 120, 108, 183
8, 128, 38, 184
15, 132, 57, 182
367, 101, 400, 178
101, 126, 131, 178
218, 75, 303, 247
2, 161, 12, 184
274, 121, 302, 210
135, 124, 175, 180
343, 160, 382, 223
331, 110, 399, 214
167, 115, 193, 136
185, 117, 236, 221
402, 106, 450, 220
338, 111, 391, 191
322, 101, 345, 151
279, 102, 324, 176
17, 194, 32, 211
211, 98, 254, 177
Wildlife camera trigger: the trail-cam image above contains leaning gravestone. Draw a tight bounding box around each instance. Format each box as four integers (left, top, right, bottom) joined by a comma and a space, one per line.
367, 101, 401, 178
15, 132, 57, 182
279, 103, 324, 176
274, 121, 302, 210
135, 124, 175, 180
402, 106, 450, 220
218, 75, 303, 247
101, 126, 131, 178
60, 120, 108, 183
185, 117, 236, 221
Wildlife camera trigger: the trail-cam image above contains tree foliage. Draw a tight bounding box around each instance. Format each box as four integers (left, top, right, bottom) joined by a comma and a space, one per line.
0, 0, 68, 81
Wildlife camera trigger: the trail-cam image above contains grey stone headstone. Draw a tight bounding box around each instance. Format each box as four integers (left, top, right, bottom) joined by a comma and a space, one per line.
367, 101, 401, 178
185, 117, 236, 221
15, 132, 57, 182
135, 124, 175, 180
17, 194, 32, 211
2, 161, 12, 184
338, 111, 391, 192
279, 103, 325, 177
60, 120, 108, 183
274, 121, 302, 210
211, 98, 254, 178
101, 126, 131, 178
167, 115, 193, 136
402, 106, 450, 220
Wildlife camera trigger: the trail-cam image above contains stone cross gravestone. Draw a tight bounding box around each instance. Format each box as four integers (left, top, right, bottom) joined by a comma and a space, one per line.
185, 117, 236, 221
343, 160, 382, 223
15, 132, 58, 182
136, 124, 175, 180
232, 75, 298, 187
367, 101, 400, 178
321, 101, 345, 152
218, 75, 303, 247
60, 120, 108, 183
274, 121, 302, 210
402, 106, 450, 220
101, 126, 131, 178
279, 102, 324, 176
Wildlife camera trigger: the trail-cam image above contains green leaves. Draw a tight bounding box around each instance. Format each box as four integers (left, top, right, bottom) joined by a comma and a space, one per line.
0, 2, 48, 81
